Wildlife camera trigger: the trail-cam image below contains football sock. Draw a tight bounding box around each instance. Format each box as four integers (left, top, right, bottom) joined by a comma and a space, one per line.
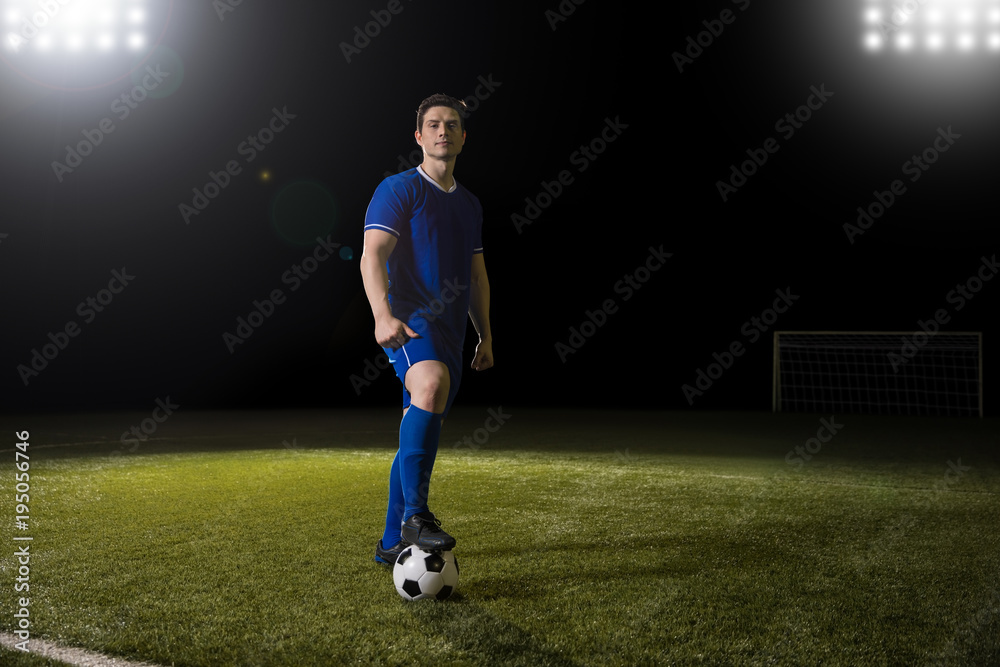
399, 405, 442, 520
380, 451, 404, 549
382, 405, 443, 546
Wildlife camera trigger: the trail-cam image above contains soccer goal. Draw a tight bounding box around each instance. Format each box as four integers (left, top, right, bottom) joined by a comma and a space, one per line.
773, 331, 983, 417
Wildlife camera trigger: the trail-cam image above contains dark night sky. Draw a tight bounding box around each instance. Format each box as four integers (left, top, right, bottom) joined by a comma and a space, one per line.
1, 1, 998, 415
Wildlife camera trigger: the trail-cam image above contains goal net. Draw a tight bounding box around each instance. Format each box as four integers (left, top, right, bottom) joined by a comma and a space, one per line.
773, 331, 983, 417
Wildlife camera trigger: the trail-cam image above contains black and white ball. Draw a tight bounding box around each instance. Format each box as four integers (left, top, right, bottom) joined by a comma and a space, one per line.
392, 546, 459, 601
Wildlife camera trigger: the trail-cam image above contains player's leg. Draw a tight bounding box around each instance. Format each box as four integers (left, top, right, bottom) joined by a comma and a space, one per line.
376, 359, 453, 561
375, 451, 408, 565
375, 346, 426, 565
400, 359, 448, 517
375, 403, 445, 565
398, 360, 457, 550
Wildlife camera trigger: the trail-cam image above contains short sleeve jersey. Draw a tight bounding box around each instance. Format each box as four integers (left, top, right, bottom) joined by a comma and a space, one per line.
364, 166, 484, 356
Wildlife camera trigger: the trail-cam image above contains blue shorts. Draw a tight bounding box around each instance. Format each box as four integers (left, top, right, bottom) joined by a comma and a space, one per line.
384, 333, 462, 418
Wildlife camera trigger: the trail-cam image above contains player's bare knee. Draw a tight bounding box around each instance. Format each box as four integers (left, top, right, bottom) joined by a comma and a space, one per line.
415, 380, 448, 412
406, 362, 450, 413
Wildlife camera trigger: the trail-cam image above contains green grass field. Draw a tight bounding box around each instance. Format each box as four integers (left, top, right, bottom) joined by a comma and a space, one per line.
1, 408, 998, 666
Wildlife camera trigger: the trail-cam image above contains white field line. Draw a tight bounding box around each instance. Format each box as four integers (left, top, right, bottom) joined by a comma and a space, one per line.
0, 633, 167, 667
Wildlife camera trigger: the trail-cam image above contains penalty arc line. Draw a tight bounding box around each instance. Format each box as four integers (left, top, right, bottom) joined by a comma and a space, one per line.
0, 632, 168, 667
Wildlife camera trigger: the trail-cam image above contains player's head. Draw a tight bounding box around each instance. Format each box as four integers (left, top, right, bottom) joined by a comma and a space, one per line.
416, 93, 467, 133
414, 94, 467, 161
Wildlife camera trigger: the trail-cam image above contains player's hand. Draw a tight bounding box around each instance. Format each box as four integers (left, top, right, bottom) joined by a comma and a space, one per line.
471, 338, 493, 371
375, 316, 420, 350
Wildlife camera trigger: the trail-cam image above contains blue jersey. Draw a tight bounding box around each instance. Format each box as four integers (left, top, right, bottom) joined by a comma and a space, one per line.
364, 166, 483, 360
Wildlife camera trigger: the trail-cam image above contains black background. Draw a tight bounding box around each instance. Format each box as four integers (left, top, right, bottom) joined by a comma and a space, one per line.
2, 1, 997, 415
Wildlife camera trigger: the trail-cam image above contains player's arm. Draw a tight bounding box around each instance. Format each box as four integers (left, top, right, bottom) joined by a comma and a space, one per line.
360, 229, 419, 349
469, 252, 493, 371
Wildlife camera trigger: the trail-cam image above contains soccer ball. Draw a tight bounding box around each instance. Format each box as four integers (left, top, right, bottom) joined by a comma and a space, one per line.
392, 546, 459, 601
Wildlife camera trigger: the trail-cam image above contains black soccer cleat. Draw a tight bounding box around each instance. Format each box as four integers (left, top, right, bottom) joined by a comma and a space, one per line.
374, 538, 410, 566
400, 511, 456, 551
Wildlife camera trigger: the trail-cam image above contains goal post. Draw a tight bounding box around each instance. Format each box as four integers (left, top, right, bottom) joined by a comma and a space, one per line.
773, 331, 983, 417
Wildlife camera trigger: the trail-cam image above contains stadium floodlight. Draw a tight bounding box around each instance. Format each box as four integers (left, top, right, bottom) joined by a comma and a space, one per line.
0, 0, 173, 90
772, 331, 983, 417
3, 0, 149, 55
862, 0, 1000, 54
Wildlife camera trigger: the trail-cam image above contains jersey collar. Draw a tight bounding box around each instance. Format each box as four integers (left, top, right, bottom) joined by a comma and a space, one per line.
416, 165, 457, 193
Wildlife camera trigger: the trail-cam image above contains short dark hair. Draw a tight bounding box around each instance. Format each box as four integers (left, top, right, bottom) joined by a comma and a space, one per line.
416, 94, 468, 133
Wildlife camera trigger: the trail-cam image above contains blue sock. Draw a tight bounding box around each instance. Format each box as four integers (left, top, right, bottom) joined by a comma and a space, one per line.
399, 405, 442, 521
381, 451, 404, 548
382, 405, 443, 547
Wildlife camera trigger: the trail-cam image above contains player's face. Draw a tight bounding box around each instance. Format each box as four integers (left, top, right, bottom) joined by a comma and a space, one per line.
415, 107, 465, 160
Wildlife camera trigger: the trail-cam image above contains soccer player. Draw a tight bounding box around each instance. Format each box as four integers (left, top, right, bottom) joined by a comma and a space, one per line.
361, 94, 493, 566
